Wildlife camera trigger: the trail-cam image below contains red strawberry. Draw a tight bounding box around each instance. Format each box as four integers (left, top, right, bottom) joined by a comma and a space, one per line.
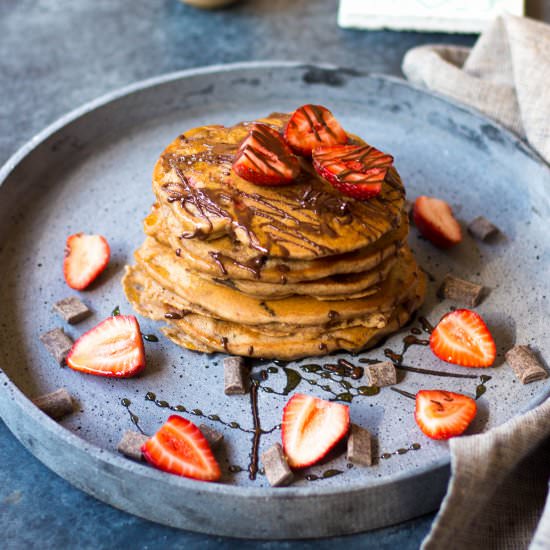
232, 123, 300, 186
430, 309, 496, 367
312, 144, 393, 200
284, 104, 348, 156
63, 233, 110, 290
142, 415, 221, 481
415, 390, 477, 440
67, 315, 146, 377
413, 196, 462, 248
282, 393, 349, 469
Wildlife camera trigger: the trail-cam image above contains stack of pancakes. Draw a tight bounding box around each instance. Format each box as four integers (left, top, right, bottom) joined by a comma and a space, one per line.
122, 113, 426, 360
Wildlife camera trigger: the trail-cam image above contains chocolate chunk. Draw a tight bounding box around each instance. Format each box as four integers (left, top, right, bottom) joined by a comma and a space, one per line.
117, 430, 149, 461
52, 296, 91, 324
505, 345, 548, 384
364, 361, 397, 387
40, 328, 73, 365
224, 356, 247, 395
346, 424, 372, 466
468, 216, 499, 241
438, 274, 484, 307
32, 388, 74, 420
261, 443, 294, 487
199, 424, 224, 449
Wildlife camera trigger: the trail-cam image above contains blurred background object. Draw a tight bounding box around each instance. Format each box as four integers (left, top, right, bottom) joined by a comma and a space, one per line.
339, 0, 525, 33
181, 0, 239, 9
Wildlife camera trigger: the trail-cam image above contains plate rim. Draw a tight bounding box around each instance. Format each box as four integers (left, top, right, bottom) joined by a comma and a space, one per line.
1, 60, 549, 503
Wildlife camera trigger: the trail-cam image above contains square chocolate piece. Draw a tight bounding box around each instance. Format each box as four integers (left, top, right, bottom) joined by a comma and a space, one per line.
347, 424, 373, 466
468, 216, 499, 241
364, 361, 397, 387
261, 443, 294, 487
438, 274, 484, 307
40, 328, 73, 365
505, 345, 548, 384
199, 424, 224, 449
224, 356, 247, 395
52, 296, 91, 324
117, 430, 149, 461
32, 388, 74, 420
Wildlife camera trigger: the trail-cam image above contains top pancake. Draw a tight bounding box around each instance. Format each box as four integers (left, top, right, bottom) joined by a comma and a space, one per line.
152, 114, 406, 260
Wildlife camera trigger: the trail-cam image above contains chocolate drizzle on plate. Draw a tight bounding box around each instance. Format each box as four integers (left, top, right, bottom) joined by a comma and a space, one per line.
379, 442, 421, 460
476, 375, 492, 399
248, 381, 262, 480
256, 362, 379, 403
305, 469, 343, 482
122, 317, 493, 485
143, 391, 255, 433
120, 398, 146, 435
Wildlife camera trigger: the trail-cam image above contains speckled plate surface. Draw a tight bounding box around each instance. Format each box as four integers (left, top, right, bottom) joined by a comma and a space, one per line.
0, 62, 549, 539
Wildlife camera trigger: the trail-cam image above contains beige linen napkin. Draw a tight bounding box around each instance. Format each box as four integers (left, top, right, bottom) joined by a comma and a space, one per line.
402, 13, 550, 550
402, 14, 550, 164
422, 397, 550, 549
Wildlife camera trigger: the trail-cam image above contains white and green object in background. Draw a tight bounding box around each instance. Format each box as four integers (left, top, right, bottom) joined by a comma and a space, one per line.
338, 0, 524, 33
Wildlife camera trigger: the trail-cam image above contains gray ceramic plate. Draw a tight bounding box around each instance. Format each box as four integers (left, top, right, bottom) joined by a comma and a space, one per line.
0, 62, 549, 539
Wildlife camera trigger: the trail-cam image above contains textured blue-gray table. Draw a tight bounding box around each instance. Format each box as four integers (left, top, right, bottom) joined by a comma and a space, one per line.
0, 1, 479, 547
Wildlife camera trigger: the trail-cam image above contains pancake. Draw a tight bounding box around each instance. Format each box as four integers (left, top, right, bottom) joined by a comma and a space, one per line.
123, 262, 426, 359
126, 266, 425, 360
145, 202, 409, 283
122, 110, 426, 360
228, 255, 397, 300
132, 237, 421, 327
152, 115, 405, 260
123, 261, 423, 338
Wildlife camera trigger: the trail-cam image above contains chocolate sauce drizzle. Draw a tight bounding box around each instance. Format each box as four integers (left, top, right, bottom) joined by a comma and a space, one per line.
248, 381, 262, 480
143, 391, 254, 433
120, 398, 146, 435
257, 362, 379, 403
138, 387, 279, 482
476, 375, 492, 400
119, 316, 493, 485
160, 126, 405, 281
305, 469, 343, 482
379, 442, 421, 460
255, 318, 494, 409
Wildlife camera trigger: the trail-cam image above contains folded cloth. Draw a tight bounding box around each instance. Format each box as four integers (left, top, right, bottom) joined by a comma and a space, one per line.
402, 14, 550, 549
422, 397, 550, 549
402, 14, 550, 164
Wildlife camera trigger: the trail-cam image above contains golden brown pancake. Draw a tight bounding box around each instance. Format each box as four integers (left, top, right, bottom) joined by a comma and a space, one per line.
152, 116, 405, 260
123, 255, 424, 336
122, 111, 425, 359
145, 202, 409, 283
122, 261, 426, 359
131, 237, 421, 327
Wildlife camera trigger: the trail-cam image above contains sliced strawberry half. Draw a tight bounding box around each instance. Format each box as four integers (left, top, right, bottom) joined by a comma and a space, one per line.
312, 144, 393, 200
413, 196, 462, 248
232, 123, 300, 186
63, 233, 110, 290
283, 104, 348, 156
282, 393, 349, 469
415, 390, 477, 440
67, 315, 146, 377
430, 309, 496, 367
142, 415, 221, 481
